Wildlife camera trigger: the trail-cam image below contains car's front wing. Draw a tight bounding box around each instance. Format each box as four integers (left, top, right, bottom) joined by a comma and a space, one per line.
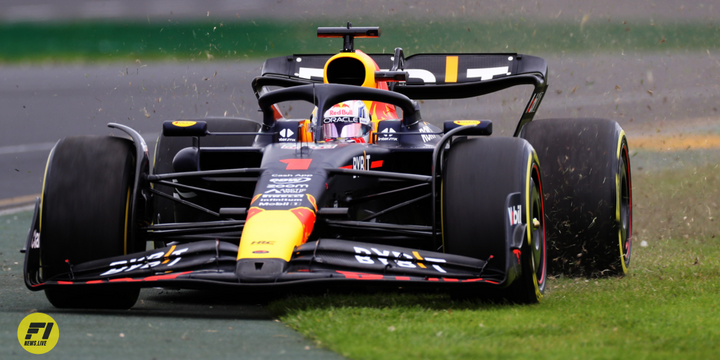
25, 238, 518, 291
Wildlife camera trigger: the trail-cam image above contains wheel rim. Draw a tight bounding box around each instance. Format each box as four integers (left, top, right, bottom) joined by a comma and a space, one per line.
619, 143, 632, 271
531, 165, 546, 293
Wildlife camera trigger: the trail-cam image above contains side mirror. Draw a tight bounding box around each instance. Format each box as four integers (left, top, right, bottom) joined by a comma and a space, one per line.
162, 121, 208, 137
443, 120, 492, 136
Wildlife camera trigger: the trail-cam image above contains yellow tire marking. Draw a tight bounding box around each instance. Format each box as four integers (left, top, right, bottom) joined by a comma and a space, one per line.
39, 145, 56, 232
619, 232, 628, 274
124, 188, 130, 254
527, 150, 543, 302
616, 130, 629, 274
440, 182, 445, 253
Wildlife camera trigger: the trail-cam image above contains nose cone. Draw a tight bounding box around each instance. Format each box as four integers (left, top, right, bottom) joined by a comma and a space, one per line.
237, 208, 316, 261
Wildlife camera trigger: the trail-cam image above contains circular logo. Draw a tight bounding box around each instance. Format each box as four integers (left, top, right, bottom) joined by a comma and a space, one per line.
171, 121, 197, 127
269, 177, 311, 184
17, 312, 59, 354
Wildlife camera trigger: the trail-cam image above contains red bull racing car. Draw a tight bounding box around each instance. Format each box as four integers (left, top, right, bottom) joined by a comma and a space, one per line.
23, 24, 632, 308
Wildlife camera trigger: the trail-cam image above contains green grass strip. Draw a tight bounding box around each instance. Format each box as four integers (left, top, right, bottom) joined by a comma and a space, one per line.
0, 19, 718, 63
267, 163, 720, 359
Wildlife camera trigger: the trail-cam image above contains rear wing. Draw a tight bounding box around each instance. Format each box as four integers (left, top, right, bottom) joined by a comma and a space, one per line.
255, 53, 547, 136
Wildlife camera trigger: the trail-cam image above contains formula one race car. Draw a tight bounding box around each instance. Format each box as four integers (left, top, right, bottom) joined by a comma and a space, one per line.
23, 24, 632, 309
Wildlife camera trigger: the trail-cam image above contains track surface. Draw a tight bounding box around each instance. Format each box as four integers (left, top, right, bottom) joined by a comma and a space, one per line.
0, 211, 343, 360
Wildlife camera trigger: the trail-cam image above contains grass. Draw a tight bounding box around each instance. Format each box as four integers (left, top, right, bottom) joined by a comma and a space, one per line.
267, 162, 720, 359
0, 19, 718, 63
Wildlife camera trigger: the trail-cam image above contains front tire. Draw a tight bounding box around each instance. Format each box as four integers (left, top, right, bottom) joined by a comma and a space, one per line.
442, 137, 546, 304
41, 136, 140, 309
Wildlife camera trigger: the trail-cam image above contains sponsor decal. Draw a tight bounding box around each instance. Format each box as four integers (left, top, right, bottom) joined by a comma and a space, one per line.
171, 121, 197, 127
279, 128, 294, 138
271, 173, 313, 177
251, 241, 275, 245
30, 230, 40, 249
280, 159, 312, 170
266, 184, 309, 188
99, 246, 189, 276
252, 250, 269, 254
279, 128, 295, 142
508, 204, 522, 226
257, 193, 305, 207
453, 120, 481, 126
466, 66, 510, 80
264, 187, 307, 194
344, 157, 383, 170
325, 112, 358, 119
419, 126, 438, 142
269, 177, 311, 184
296, 67, 323, 79
526, 92, 545, 113
17, 312, 59, 354
353, 246, 448, 273
377, 127, 398, 142
353, 154, 371, 171
280, 144, 337, 150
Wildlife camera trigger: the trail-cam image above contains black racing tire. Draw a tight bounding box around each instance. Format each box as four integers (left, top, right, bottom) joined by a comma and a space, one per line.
40, 136, 140, 309
443, 137, 546, 304
520, 118, 632, 277
152, 117, 261, 228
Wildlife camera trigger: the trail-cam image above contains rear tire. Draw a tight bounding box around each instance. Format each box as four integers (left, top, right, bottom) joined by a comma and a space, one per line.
520, 118, 632, 277
442, 137, 546, 304
41, 136, 140, 309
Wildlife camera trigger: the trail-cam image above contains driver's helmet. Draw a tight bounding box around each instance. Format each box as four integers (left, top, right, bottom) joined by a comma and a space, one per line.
312, 100, 372, 143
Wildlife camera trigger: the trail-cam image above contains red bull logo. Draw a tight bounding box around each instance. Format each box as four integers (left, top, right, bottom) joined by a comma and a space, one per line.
327, 102, 356, 117
327, 109, 356, 117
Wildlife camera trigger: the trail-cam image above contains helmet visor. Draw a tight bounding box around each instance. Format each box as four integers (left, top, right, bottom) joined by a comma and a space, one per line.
322, 122, 365, 140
